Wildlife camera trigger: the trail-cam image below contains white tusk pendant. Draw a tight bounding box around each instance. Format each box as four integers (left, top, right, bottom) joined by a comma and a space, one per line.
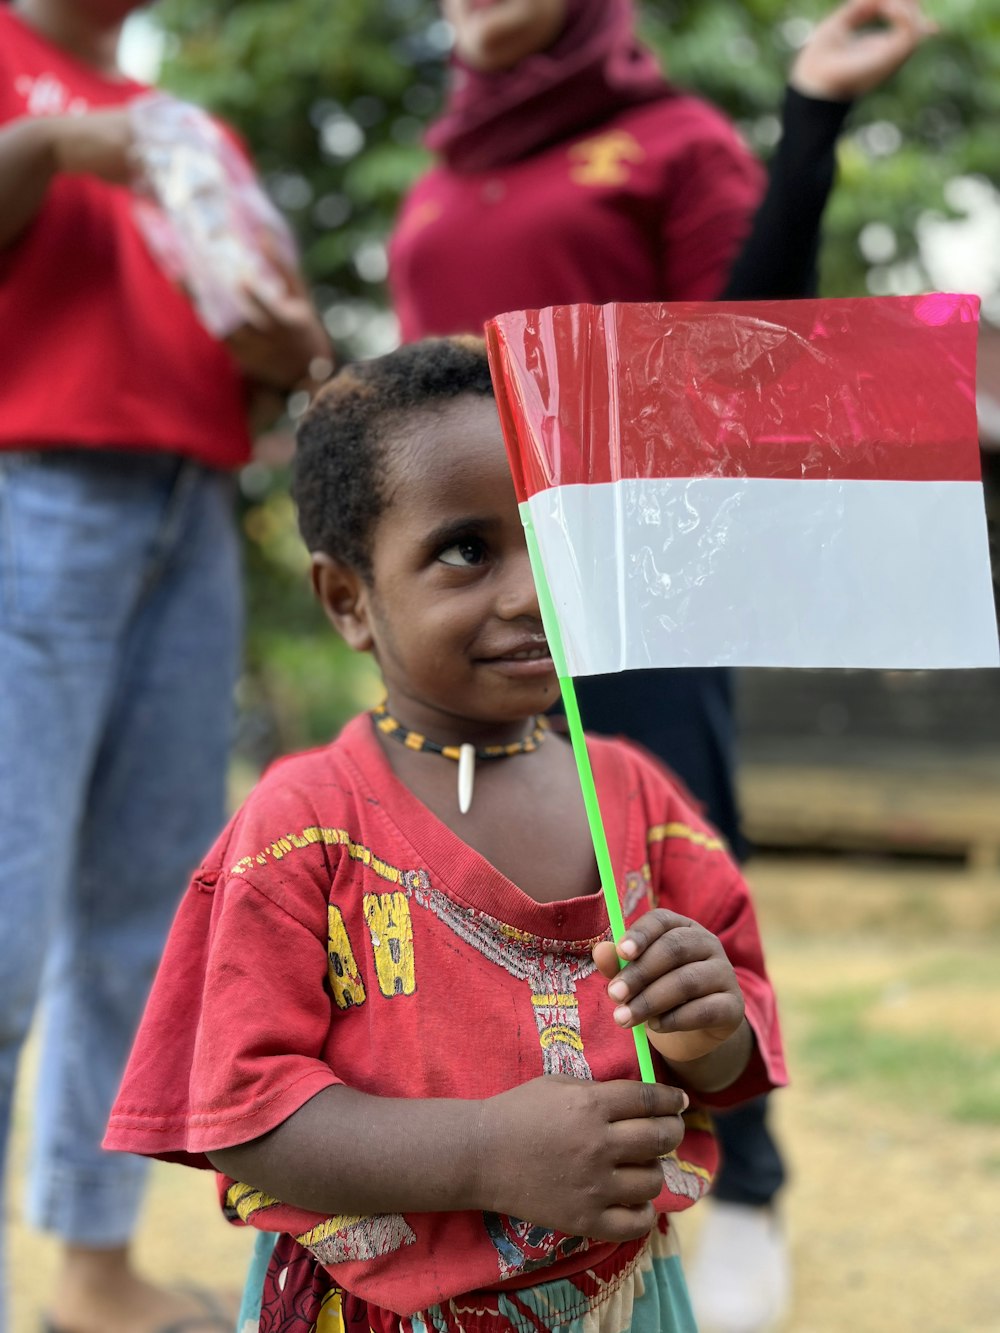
458, 743, 476, 814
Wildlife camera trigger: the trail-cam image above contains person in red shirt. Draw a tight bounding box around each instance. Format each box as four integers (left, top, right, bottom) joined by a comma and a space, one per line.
387, 5, 934, 1328
0, 3, 329, 1330
106, 336, 786, 1333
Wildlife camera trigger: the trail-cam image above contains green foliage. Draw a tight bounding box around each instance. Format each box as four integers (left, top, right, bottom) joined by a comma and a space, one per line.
235, 463, 381, 758
150, 0, 999, 751
156, 0, 1000, 313
158, 0, 443, 335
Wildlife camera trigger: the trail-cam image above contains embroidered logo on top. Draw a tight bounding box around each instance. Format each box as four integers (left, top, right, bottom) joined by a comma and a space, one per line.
568, 130, 645, 186
398, 198, 442, 236
15, 73, 89, 117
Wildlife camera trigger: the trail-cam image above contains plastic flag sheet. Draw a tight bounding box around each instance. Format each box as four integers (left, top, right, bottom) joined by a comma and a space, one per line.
486, 295, 999, 674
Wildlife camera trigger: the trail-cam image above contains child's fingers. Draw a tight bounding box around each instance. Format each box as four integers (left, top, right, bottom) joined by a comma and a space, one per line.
591, 940, 620, 979
610, 959, 733, 1029
609, 1163, 673, 1207
645, 993, 744, 1039
599, 1078, 688, 1122
594, 1202, 658, 1244
610, 1110, 688, 1162
614, 908, 695, 961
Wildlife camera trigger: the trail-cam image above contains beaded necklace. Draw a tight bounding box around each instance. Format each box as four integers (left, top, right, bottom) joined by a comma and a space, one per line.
371, 701, 548, 814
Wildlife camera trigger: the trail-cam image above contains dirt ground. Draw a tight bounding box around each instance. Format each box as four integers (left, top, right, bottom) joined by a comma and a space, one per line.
7, 855, 1000, 1333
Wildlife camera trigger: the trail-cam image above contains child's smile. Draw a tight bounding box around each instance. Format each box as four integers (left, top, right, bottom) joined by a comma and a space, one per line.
360, 394, 558, 746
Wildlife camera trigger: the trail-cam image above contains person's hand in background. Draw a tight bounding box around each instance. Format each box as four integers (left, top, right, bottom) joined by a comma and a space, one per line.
227, 258, 332, 393
791, 0, 937, 101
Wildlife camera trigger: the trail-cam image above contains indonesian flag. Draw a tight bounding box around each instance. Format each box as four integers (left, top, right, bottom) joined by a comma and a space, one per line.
486, 295, 999, 674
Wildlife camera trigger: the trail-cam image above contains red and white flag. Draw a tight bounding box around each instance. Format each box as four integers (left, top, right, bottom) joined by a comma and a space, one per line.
486, 295, 999, 673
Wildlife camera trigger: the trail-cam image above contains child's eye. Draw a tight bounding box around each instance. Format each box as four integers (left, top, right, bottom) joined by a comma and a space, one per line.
438, 539, 486, 568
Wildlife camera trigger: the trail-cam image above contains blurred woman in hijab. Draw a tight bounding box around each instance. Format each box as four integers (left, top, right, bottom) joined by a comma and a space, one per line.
388, 5, 933, 1330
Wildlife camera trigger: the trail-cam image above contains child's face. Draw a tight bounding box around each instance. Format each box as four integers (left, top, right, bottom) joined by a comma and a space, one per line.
355, 395, 558, 739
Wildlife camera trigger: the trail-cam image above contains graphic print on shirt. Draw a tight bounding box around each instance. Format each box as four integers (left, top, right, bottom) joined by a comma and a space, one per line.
483, 1213, 589, 1283
327, 906, 366, 1009
328, 878, 426, 1009
229, 818, 717, 1268
410, 881, 600, 1080
568, 130, 645, 186
14, 73, 89, 117
224, 1181, 418, 1268
364, 890, 416, 997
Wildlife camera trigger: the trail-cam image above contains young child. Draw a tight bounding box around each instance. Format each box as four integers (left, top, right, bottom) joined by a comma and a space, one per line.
106, 336, 786, 1333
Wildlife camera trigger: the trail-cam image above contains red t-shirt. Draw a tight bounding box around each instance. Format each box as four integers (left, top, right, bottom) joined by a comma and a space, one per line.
0, 8, 251, 468
107, 714, 784, 1316
389, 96, 764, 341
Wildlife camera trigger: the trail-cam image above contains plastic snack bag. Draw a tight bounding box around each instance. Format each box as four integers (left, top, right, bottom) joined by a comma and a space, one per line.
129, 92, 298, 338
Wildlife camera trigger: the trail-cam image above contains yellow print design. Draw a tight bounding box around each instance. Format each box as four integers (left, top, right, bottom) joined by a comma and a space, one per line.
328, 906, 366, 1009
224, 1180, 282, 1224
315, 1288, 346, 1333
647, 821, 726, 853
225, 1182, 416, 1269
230, 826, 408, 884
569, 129, 645, 186
298, 1212, 417, 1266
363, 892, 416, 998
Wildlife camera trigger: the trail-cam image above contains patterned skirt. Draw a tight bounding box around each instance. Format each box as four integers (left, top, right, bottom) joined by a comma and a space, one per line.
247, 1217, 696, 1333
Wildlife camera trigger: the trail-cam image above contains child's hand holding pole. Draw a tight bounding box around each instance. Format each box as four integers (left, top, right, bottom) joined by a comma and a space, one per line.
593, 911, 752, 1094
210, 1076, 688, 1243
479, 1076, 688, 1241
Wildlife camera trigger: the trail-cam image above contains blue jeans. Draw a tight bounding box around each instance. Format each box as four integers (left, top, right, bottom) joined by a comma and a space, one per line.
0, 450, 242, 1293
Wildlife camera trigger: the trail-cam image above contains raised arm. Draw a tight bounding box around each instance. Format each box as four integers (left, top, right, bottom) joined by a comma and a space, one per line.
723, 0, 935, 300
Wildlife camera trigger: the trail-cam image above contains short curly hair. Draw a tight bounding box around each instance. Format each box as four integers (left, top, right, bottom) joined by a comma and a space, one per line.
293, 336, 496, 578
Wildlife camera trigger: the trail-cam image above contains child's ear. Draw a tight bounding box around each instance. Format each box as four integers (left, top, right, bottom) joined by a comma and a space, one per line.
310, 553, 374, 653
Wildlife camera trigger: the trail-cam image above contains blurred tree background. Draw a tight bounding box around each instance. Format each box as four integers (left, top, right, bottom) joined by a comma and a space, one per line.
147, 0, 1000, 763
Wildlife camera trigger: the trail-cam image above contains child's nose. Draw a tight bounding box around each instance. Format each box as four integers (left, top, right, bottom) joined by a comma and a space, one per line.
496, 548, 541, 620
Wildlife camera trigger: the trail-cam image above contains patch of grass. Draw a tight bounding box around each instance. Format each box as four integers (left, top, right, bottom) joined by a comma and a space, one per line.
951, 1084, 1000, 1126
794, 982, 1000, 1126
904, 952, 1000, 990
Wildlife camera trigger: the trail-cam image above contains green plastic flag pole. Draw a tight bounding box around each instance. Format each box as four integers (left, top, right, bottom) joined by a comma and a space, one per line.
522, 508, 657, 1085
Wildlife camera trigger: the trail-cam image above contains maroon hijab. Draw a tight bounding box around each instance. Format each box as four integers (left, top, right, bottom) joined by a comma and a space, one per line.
426, 0, 673, 173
